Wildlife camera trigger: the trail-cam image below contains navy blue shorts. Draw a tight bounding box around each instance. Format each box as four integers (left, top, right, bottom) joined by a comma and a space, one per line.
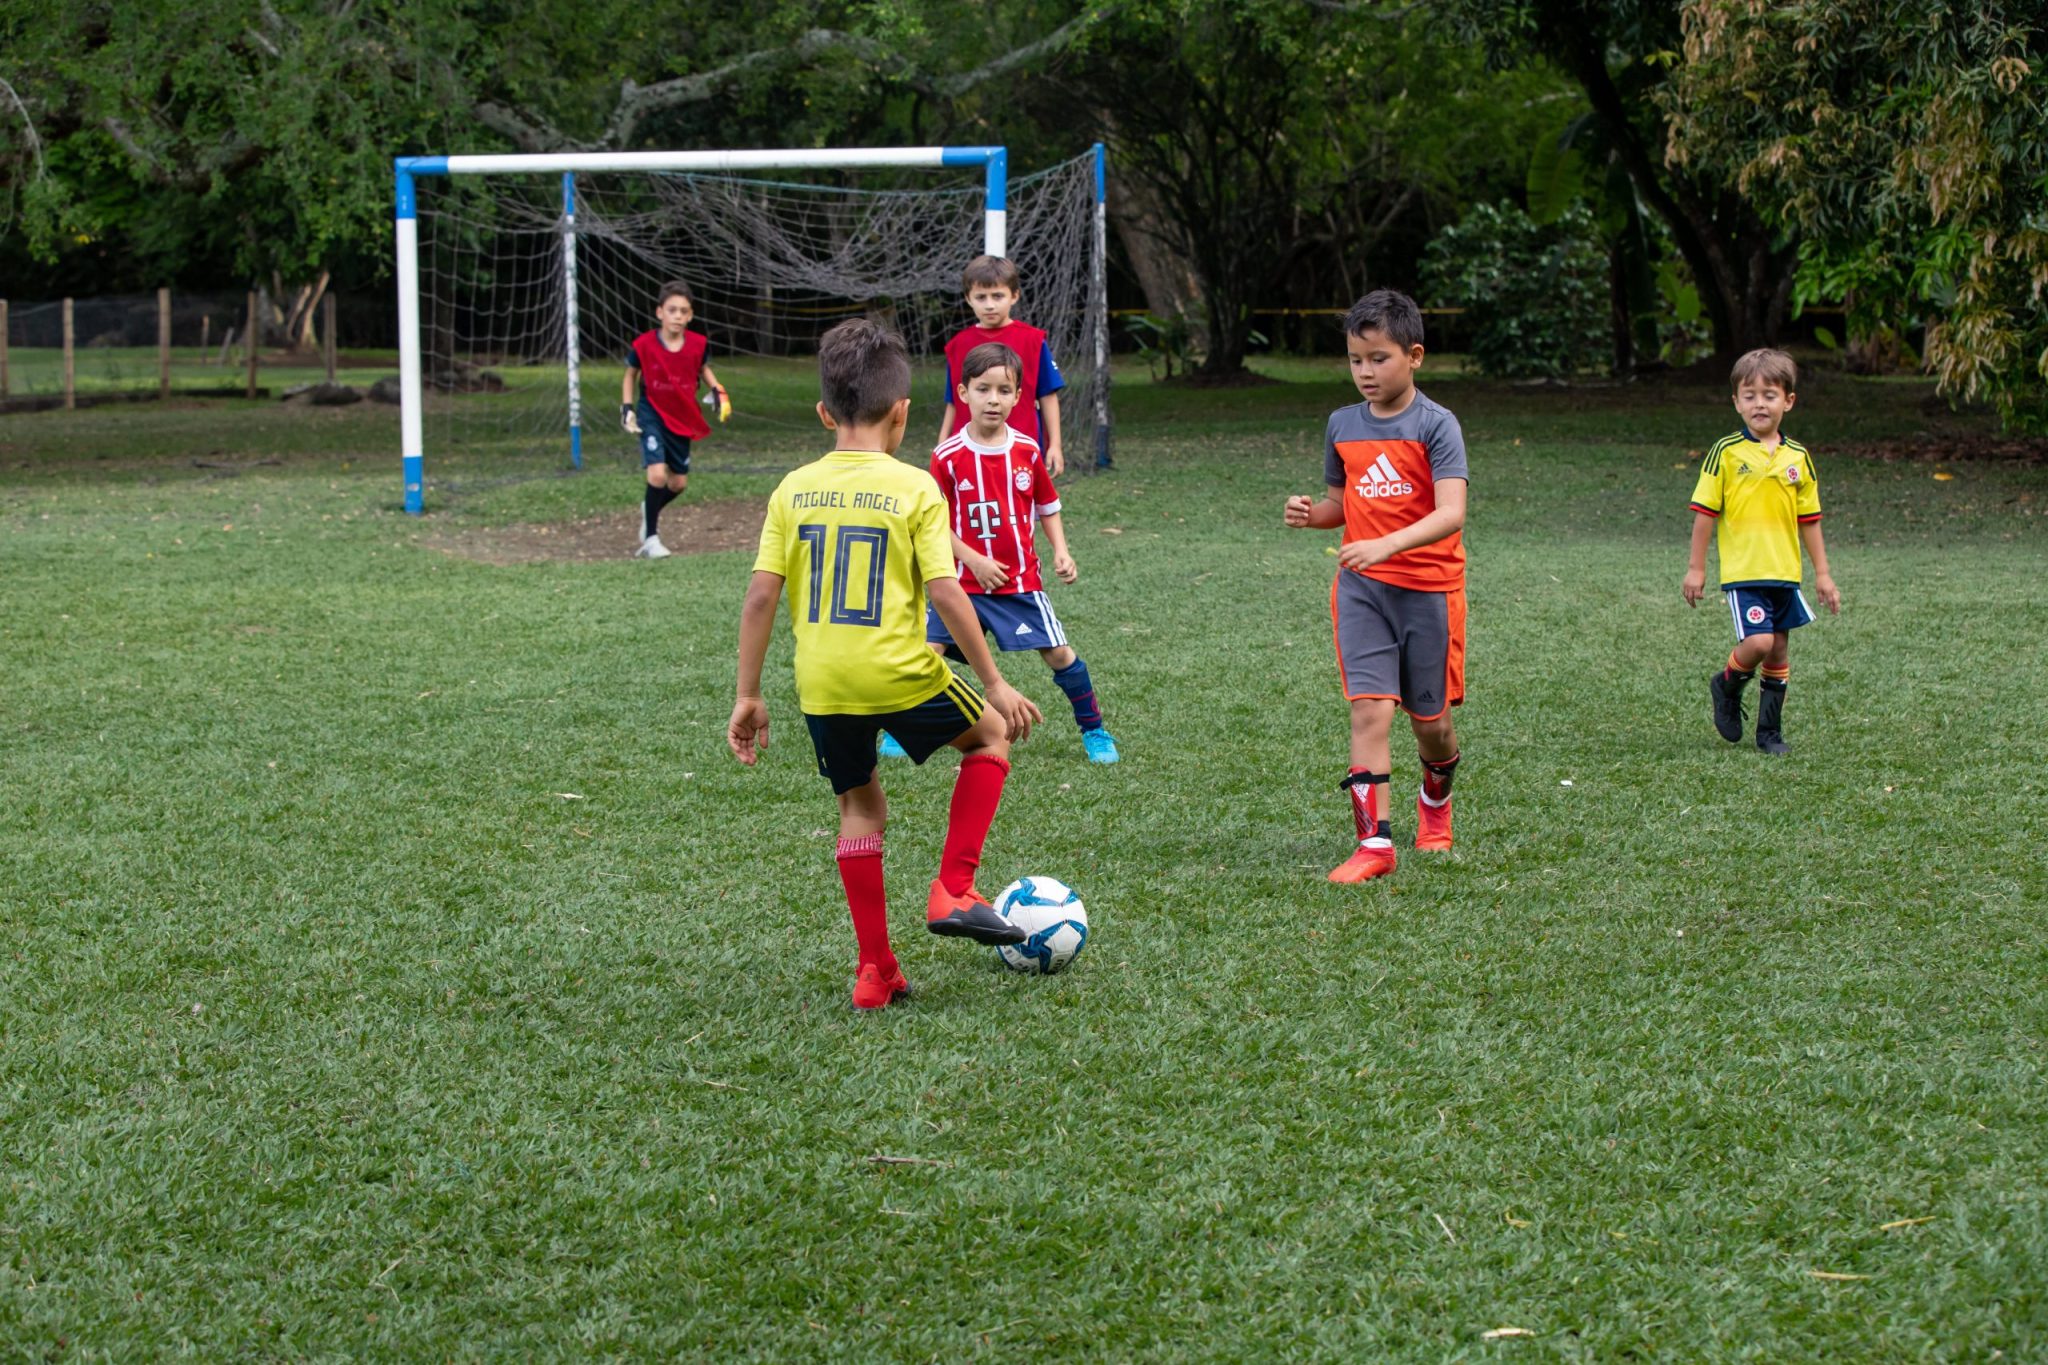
804, 679, 986, 795
636, 401, 692, 474
926, 590, 1068, 655
1726, 584, 1815, 639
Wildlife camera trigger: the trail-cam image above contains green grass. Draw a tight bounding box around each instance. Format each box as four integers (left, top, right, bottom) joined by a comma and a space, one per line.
2, 359, 2046, 1358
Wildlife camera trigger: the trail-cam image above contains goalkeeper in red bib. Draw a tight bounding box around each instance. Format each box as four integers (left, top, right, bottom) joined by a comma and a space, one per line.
622, 279, 729, 559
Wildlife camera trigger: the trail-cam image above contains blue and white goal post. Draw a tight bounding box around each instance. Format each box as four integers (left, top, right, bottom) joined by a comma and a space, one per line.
394, 144, 1113, 516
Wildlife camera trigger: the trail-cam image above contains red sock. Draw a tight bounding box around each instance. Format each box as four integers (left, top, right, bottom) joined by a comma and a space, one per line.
939, 752, 1011, 896
836, 834, 893, 972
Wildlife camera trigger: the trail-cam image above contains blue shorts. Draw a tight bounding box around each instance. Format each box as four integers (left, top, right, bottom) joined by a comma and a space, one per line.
1726, 584, 1815, 639
803, 679, 986, 795
637, 401, 692, 474
926, 591, 1068, 655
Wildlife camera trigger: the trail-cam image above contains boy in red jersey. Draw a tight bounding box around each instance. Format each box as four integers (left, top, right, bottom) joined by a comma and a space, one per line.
1283, 290, 1469, 883
937, 256, 1067, 476
888, 342, 1119, 764
728, 320, 1042, 1010
622, 280, 730, 559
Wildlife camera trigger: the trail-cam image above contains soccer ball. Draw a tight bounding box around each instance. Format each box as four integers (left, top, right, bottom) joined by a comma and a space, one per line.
993, 877, 1089, 974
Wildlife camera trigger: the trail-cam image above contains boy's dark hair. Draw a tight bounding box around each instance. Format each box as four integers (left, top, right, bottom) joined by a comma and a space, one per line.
959, 342, 1023, 387
1343, 289, 1424, 349
657, 280, 693, 308
962, 255, 1023, 295
818, 318, 912, 425
1730, 347, 1797, 392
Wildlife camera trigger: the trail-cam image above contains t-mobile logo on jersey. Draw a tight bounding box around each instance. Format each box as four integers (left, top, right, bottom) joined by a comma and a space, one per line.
1354, 454, 1414, 498
966, 499, 1003, 539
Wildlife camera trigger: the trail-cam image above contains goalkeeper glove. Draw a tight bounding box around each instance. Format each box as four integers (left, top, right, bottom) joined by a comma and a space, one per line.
620, 403, 641, 435
715, 386, 731, 423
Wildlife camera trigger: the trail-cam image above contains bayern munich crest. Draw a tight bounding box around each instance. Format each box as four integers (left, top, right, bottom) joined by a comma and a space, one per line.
1014, 468, 1033, 491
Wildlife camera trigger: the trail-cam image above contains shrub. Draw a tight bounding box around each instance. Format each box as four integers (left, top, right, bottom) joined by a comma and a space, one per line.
1420, 202, 1608, 379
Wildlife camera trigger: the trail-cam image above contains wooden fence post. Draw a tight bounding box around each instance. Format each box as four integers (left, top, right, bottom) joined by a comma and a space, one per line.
158, 287, 172, 399
323, 294, 337, 381
63, 297, 76, 410
246, 289, 259, 399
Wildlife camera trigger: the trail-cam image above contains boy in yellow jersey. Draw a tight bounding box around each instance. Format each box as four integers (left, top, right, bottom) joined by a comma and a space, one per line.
1683, 348, 1842, 754
728, 319, 1044, 1010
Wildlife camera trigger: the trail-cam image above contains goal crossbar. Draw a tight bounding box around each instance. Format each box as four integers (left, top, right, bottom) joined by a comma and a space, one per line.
391, 146, 1016, 516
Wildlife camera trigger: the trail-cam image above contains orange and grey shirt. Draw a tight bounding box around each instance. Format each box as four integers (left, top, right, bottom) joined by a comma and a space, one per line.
1687, 431, 1821, 587
1323, 391, 1470, 592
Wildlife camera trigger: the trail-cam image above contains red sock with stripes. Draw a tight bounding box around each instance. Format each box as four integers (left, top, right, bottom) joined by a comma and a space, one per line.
1722, 650, 1756, 685
939, 752, 1011, 896
836, 834, 893, 973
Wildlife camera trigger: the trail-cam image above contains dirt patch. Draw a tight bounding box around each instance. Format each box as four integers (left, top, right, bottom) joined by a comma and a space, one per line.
1835, 434, 2048, 464
422, 497, 766, 565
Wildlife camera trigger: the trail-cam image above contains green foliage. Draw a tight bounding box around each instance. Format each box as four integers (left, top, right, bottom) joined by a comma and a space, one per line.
1667, 0, 2048, 431
1421, 202, 1609, 379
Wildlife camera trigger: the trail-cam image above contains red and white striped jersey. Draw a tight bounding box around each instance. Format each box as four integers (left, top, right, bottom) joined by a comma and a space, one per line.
929, 425, 1061, 595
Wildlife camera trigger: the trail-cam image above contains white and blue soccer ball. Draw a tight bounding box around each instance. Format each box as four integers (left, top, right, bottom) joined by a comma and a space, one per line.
993, 877, 1089, 974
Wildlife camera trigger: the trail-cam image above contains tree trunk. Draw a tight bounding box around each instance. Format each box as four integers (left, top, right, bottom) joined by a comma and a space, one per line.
1106, 175, 1199, 323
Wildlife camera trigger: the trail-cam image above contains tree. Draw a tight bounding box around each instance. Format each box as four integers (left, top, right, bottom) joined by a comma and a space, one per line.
1665, 0, 2048, 431
1438, 0, 1797, 362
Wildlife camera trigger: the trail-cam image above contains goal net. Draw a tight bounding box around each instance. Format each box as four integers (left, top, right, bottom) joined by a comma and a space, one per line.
395, 146, 1108, 511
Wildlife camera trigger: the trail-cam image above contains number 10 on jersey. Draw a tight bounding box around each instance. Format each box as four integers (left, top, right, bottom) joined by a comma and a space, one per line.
796, 524, 890, 627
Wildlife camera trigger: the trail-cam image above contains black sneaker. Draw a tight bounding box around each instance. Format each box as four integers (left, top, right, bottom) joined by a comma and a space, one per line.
1755, 729, 1790, 755
1708, 671, 1746, 743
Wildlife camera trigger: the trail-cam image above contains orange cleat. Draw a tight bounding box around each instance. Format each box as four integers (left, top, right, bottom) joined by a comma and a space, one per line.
925, 879, 1026, 945
1328, 844, 1398, 883
852, 961, 910, 1010
1415, 793, 1453, 851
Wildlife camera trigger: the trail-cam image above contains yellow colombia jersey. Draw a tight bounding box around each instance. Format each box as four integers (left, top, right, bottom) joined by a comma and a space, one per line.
1688, 431, 1822, 586
754, 449, 959, 715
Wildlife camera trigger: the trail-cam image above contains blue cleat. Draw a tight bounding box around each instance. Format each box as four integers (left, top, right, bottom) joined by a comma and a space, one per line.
877, 731, 909, 759
1082, 728, 1121, 764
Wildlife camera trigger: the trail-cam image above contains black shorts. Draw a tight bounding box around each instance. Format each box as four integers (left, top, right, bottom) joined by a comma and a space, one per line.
803, 679, 985, 795
636, 400, 692, 474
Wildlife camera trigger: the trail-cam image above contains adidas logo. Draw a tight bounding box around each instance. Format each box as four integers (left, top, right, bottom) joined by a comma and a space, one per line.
1354, 453, 1414, 499
959, 479, 975, 490
1014, 623, 1035, 636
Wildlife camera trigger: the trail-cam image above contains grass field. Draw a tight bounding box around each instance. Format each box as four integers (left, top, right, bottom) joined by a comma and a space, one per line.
3, 357, 2045, 1358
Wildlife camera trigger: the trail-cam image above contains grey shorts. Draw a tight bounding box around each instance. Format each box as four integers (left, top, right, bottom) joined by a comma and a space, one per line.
1330, 571, 1465, 720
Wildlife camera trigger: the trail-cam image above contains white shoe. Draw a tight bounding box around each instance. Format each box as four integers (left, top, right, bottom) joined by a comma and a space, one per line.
634, 535, 672, 559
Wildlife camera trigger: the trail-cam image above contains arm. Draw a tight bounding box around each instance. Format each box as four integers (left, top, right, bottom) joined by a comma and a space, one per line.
620, 367, 641, 433
1683, 512, 1715, 606
1336, 478, 1466, 573
1038, 392, 1063, 477
1801, 522, 1840, 612
727, 571, 783, 764
951, 531, 1011, 591
1038, 511, 1077, 583
1283, 484, 1347, 530
929, 577, 1042, 741
938, 400, 956, 444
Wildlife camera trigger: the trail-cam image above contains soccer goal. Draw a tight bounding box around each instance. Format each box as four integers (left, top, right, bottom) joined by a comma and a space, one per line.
391, 145, 1110, 514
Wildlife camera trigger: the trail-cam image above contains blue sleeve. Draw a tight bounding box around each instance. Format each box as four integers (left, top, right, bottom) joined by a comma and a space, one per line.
940, 357, 956, 405
1037, 341, 1066, 396
625, 343, 642, 370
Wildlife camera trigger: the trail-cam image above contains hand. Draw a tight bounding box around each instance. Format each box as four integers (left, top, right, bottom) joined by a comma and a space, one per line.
1336, 537, 1393, 572
1053, 551, 1078, 584
715, 386, 732, 423
1283, 494, 1314, 528
621, 403, 641, 436
1682, 567, 1706, 607
727, 696, 770, 765
986, 681, 1043, 744
1046, 447, 1065, 478
968, 554, 1010, 592
1815, 574, 1841, 614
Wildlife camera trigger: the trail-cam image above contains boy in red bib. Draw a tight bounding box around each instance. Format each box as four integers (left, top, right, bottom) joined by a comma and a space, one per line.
937, 255, 1067, 476
622, 280, 729, 559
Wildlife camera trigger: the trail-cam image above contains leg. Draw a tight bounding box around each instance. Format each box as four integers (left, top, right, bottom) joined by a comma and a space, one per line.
1042, 643, 1117, 762
640, 462, 679, 552
1710, 593, 1771, 741
1331, 697, 1399, 883
803, 713, 905, 1009
1756, 633, 1791, 754
1409, 709, 1459, 852
939, 702, 1013, 894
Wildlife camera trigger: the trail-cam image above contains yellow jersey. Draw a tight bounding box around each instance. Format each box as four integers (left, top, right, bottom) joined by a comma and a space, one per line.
753, 449, 959, 715
1688, 431, 1822, 586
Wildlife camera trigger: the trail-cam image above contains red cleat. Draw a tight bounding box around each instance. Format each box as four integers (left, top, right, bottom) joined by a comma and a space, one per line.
1415, 793, 1453, 851
925, 879, 1027, 945
851, 961, 910, 1010
1328, 844, 1397, 883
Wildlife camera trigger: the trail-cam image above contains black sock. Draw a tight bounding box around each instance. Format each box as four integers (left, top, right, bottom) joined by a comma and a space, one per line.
643, 485, 679, 539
